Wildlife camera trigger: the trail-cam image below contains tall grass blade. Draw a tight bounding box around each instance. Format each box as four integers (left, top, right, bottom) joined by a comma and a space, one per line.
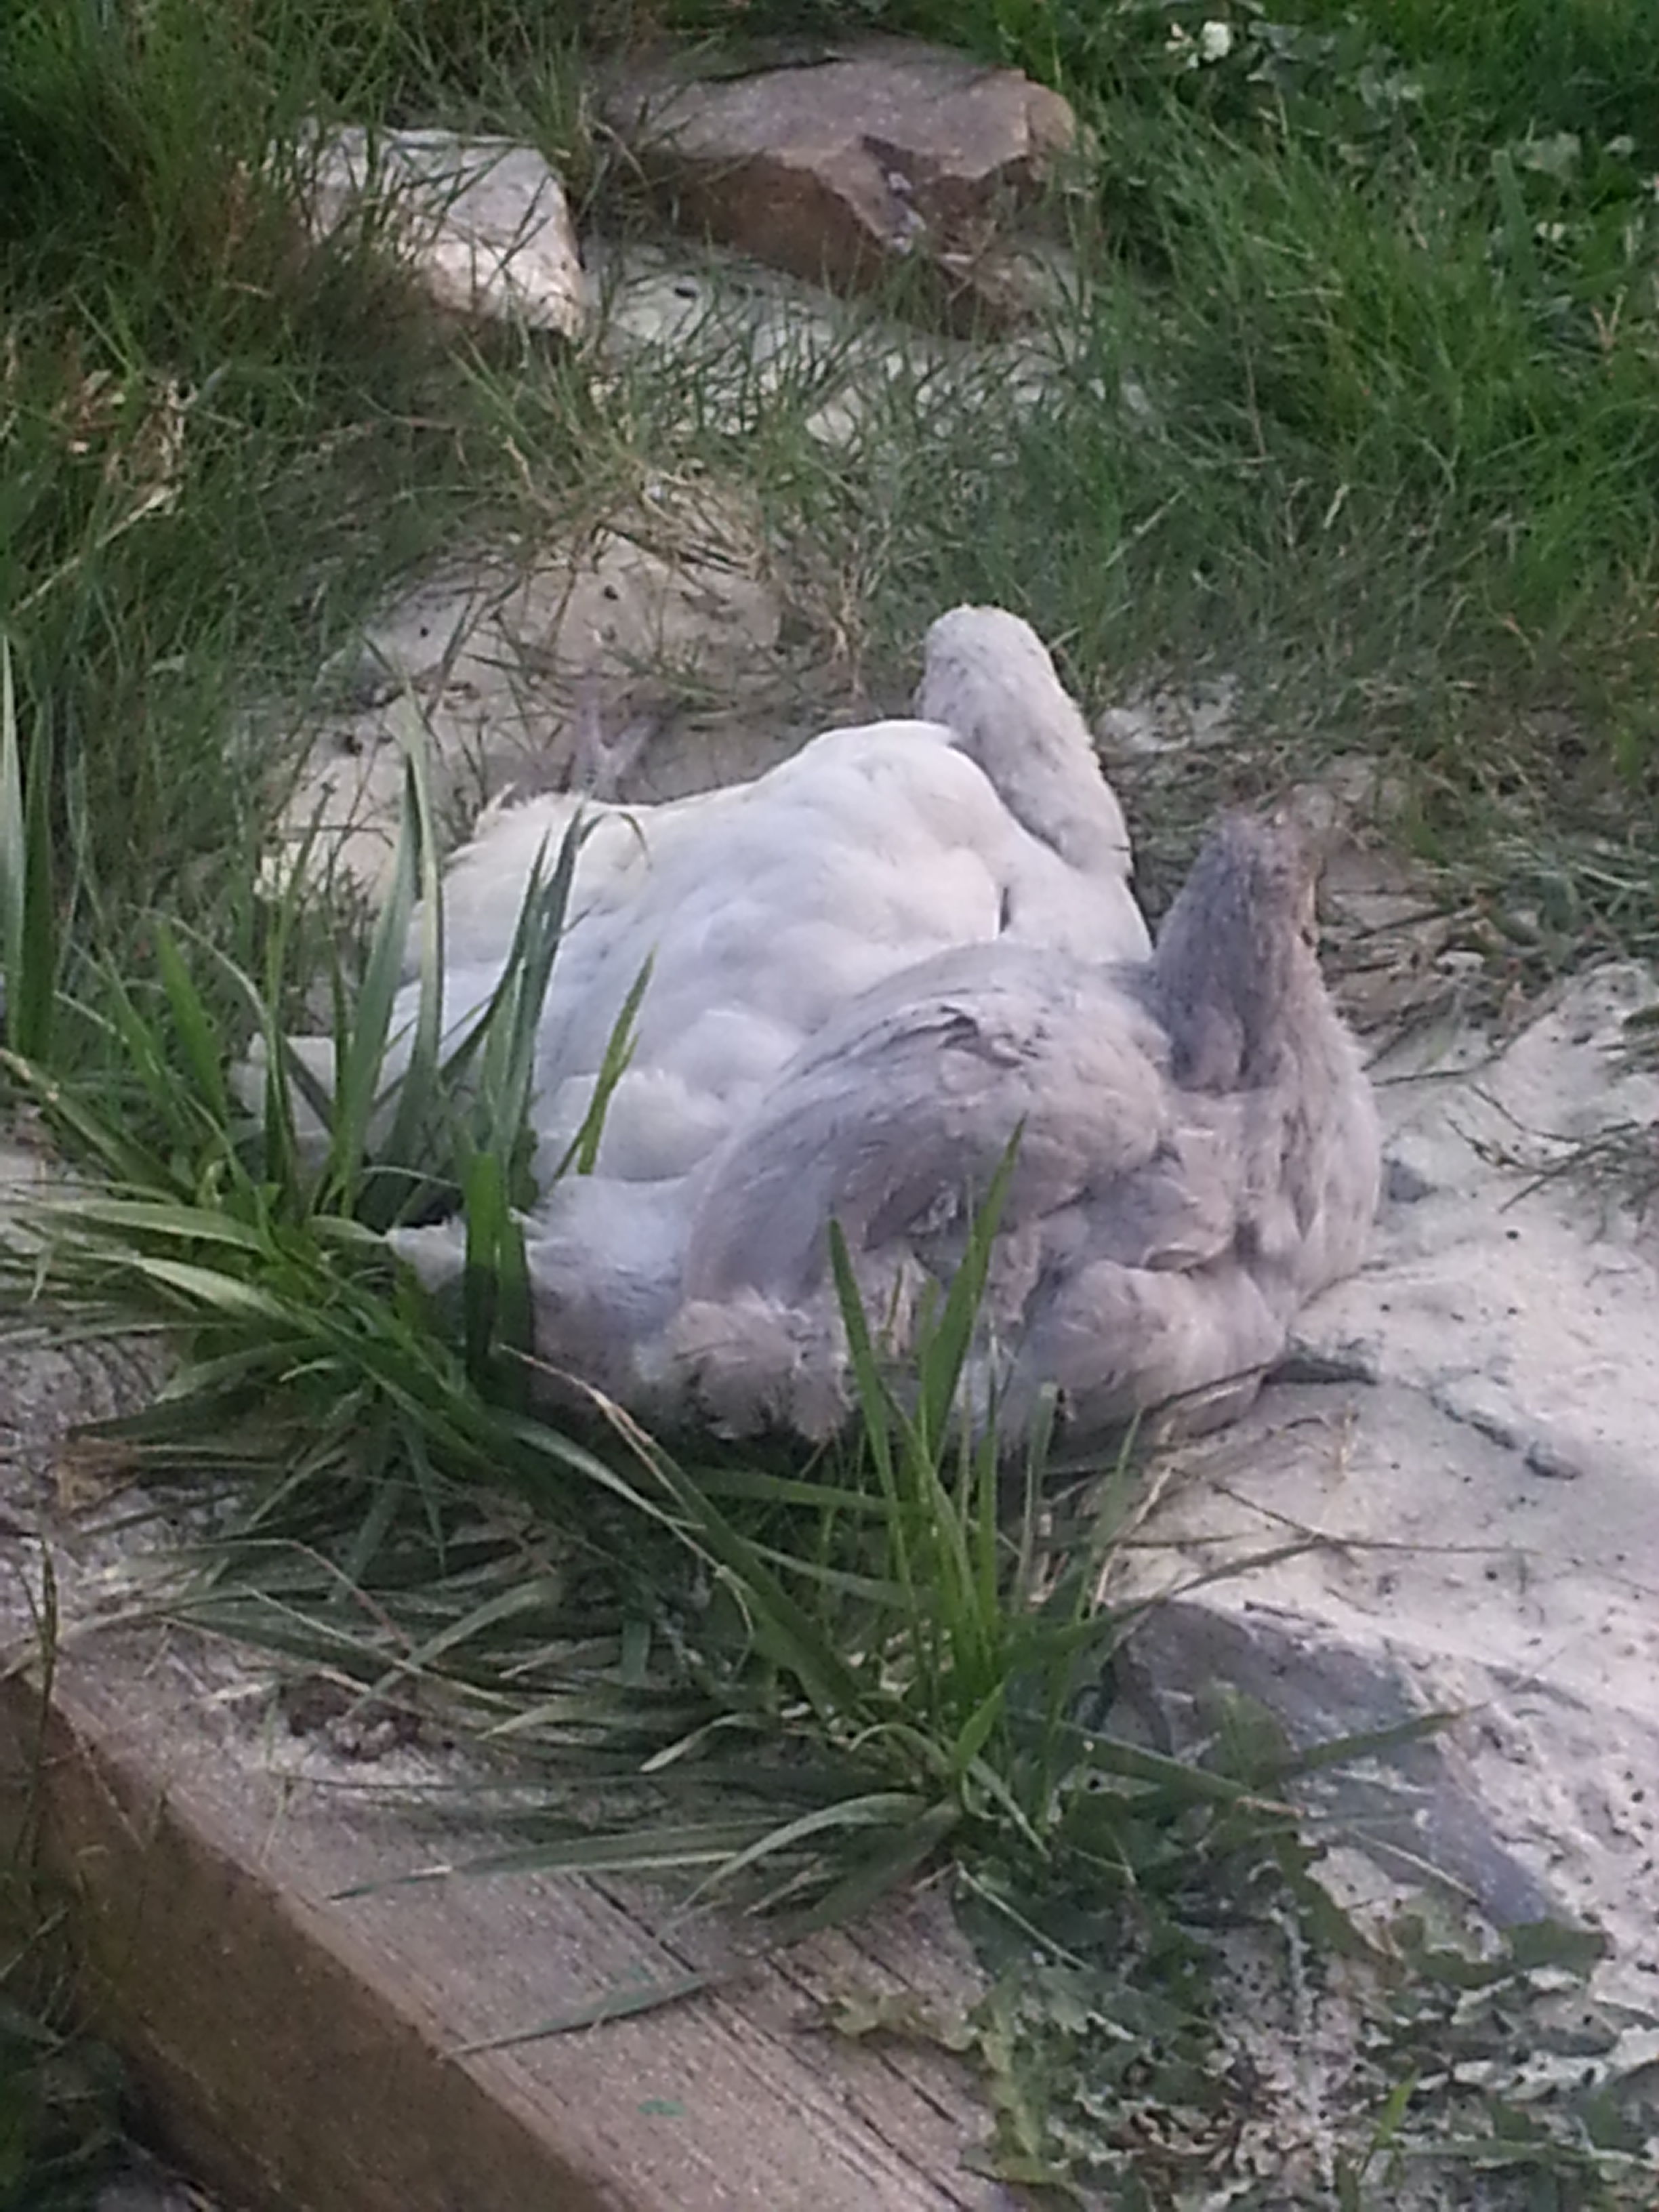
461, 1147, 529, 1388
454, 1969, 717, 2051
556, 954, 653, 1180
151, 918, 230, 1128
0, 639, 57, 1063
0, 640, 24, 1020
327, 758, 422, 1199
914, 1130, 1021, 1450
377, 744, 447, 1174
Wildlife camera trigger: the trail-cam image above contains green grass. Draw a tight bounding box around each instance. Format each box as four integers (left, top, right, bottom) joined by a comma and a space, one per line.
6, 0, 1659, 2200
0, 1963, 124, 2212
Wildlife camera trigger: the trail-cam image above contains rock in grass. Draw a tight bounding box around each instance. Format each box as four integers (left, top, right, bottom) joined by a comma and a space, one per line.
299, 127, 588, 339
600, 39, 1076, 332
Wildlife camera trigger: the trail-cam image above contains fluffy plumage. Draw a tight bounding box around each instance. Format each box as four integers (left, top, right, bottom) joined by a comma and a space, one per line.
414, 811, 1380, 1450
266, 607, 1149, 1181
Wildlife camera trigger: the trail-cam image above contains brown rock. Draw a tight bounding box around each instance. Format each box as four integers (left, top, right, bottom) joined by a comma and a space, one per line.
602, 39, 1076, 331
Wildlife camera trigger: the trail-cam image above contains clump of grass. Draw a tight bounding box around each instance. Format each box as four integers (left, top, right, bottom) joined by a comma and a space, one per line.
0, 696, 654, 1574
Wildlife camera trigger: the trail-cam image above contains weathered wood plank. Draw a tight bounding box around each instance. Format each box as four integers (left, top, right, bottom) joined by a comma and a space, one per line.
0, 1626, 1010, 2212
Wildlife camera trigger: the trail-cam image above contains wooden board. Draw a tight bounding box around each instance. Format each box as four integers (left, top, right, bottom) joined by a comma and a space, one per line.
0, 1623, 1011, 2212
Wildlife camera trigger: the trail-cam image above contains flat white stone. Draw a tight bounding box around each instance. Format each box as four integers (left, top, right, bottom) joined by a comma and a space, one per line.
302, 127, 588, 337
588, 237, 1066, 449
